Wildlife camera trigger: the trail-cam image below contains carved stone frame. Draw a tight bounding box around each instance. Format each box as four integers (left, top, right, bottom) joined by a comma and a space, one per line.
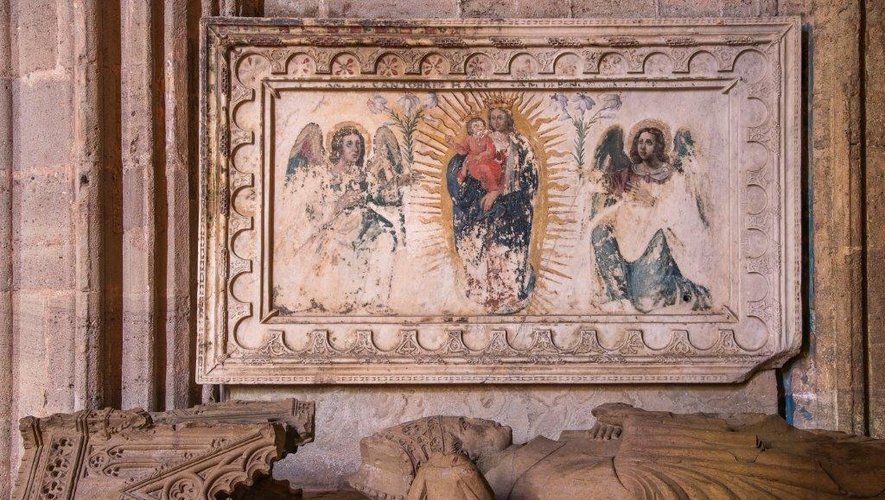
198, 18, 801, 384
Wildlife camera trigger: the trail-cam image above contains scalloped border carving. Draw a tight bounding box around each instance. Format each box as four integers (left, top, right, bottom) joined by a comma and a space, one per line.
198, 18, 801, 384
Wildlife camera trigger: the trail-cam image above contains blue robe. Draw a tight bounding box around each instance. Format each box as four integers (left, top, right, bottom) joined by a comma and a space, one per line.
445, 142, 538, 311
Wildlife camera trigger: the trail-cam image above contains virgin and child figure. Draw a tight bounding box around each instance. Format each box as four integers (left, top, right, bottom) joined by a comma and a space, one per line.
590, 125, 713, 313
273, 122, 409, 314
445, 107, 539, 314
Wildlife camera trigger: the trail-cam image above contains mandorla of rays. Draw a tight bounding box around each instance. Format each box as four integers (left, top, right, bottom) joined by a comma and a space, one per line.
410, 90, 583, 316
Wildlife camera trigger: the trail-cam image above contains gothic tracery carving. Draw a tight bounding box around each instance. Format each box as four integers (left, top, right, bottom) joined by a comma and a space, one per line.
12, 400, 315, 500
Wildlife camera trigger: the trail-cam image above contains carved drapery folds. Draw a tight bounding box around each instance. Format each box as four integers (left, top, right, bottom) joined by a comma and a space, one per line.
12, 399, 314, 500
350, 405, 885, 500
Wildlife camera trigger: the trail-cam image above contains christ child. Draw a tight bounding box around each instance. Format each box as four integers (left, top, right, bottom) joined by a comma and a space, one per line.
447, 118, 505, 195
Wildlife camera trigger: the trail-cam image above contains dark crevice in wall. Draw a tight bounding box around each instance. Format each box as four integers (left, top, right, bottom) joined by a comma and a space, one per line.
188, 0, 203, 409
857, 0, 870, 437
100, 0, 124, 411
153, 0, 169, 412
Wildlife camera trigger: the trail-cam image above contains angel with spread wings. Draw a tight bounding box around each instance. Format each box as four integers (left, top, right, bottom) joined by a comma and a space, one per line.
587, 123, 713, 313
272, 122, 410, 314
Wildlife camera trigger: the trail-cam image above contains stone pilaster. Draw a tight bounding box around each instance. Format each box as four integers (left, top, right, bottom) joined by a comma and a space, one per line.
72, 0, 107, 413
787, 0, 868, 434
0, 1, 12, 497
163, 0, 199, 410
865, 0, 885, 438
121, 0, 162, 411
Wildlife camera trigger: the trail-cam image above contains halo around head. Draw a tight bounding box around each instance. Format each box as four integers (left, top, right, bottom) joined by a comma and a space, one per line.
627, 119, 672, 153
326, 121, 372, 157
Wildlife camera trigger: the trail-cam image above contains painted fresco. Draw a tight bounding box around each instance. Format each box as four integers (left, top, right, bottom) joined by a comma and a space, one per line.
200, 19, 803, 385
271, 89, 722, 317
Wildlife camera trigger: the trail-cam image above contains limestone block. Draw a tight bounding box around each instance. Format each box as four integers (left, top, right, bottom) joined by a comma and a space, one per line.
658, 0, 721, 17
571, 0, 655, 17
325, 0, 459, 18
53, 0, 73, 71
778, 0, 809, 16
12, 292, 47, 417
42, 292, 76, 413
12, 79, 73, 171
720, 0, 760, 16
12, 399, 315, 500
759, 0, 778, 15
461, 0, 519, 18
13, 170, 72, 246
13, 0, 58, 75
11, 242, 74, 291
512, 0, 572, 18
264, 0, 324, 17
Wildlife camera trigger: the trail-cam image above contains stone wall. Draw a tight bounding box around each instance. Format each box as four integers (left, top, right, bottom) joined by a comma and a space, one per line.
0, 0, 201, 495
2, 1, 79, 496
0, 0, 881, 496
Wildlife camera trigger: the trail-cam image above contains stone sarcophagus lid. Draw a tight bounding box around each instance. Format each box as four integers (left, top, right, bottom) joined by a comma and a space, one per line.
12, 400, 314, 500
348, 406, 885, 499
198, 18, 801, 384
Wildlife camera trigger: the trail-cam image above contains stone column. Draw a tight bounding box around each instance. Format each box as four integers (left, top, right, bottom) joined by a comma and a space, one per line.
121, 0, 162, 411
865, 0, 885, 438
788, 0, 868, 434
72, 0, 106, 412
163, 0, 199, 410
0, 0, 12, 496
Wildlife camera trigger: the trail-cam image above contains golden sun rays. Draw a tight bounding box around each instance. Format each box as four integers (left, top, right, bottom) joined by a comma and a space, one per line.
408, 90, 584, 316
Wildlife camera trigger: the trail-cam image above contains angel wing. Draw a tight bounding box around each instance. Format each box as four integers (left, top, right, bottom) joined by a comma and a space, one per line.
593, 125, 631, 176
365, 125, 408, 245
672, 128, 711, 228
671, 128, 695, 174
285, 123, 324, 180
367, 126, 407, 203
580, 126, 633, 232
371, 125, 406, 178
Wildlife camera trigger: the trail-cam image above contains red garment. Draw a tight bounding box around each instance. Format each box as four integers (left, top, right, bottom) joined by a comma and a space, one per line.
453, 134, 505, 192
